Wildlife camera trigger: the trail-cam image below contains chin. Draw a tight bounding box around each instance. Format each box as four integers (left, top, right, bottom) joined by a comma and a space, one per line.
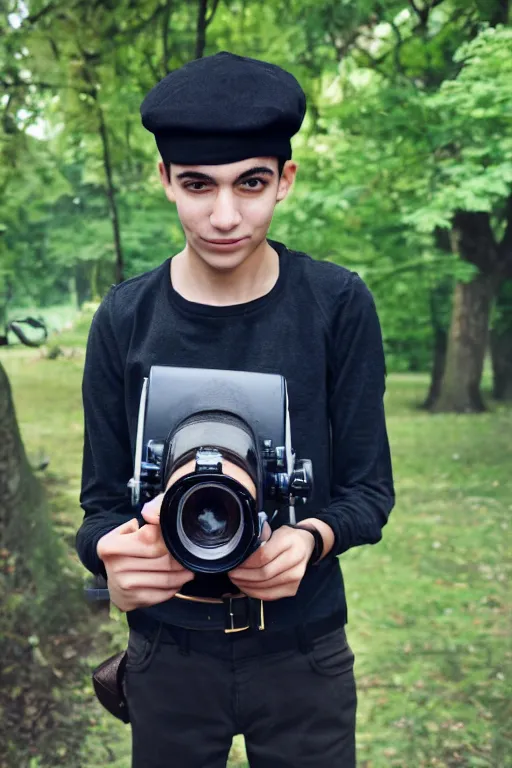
200, 252, 248, 271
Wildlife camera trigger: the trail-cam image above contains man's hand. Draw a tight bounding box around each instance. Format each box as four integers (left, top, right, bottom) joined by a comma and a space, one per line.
96, 494, 194, 612
228, 526, 315, 601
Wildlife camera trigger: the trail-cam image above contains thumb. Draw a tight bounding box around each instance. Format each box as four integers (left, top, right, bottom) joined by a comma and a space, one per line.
141, 493, 164, 525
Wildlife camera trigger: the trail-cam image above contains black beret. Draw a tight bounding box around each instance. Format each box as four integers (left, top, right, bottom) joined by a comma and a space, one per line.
140, 51, 306, 166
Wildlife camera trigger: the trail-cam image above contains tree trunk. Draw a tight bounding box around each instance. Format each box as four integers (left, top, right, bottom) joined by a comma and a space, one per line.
0, 362, 88, 765
97, 106, 124, 284
161, 0, 173, 75
432, 273, 495, 413
490, 328, 512, 400
74, 263, 91, 308
78, 57, 125, 286
0, 363, 42, 552
423, 267, 452, 410
195, 0, 208, 59
423, 325, 448, 409
195, 0, 220, 59
490, 282, 512, 401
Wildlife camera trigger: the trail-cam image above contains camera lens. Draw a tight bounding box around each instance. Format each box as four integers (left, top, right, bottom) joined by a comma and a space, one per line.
177, 483, 244, 560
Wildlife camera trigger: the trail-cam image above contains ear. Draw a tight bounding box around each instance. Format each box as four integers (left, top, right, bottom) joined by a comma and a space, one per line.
276, 160, 298, 203
159, 160, 176, 203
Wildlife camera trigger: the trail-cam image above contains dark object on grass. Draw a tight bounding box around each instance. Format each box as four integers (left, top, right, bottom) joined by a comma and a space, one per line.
45, 344, 63, 359
88, 571, 130, 722
92, 650, 130, 723
0, 316, 48, 347
29, 454, 50, 472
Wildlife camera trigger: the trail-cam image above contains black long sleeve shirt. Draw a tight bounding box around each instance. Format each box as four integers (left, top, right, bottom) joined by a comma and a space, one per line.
76, 240, 395, 631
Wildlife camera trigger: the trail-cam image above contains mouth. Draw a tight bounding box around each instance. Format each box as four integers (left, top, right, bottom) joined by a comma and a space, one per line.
203, 237, 249, 245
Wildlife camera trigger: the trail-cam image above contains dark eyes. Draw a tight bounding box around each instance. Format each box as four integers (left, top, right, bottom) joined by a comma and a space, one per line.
184, 178, 268, 192
242, 178, 266, 189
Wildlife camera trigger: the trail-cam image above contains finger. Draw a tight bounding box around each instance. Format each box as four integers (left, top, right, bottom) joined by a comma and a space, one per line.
97, 518, 140, 558
119, 570, 194, 591
141, 493, 165, 524
229, 550, 301, 583
229, 569, 303, 595
236, 583, 300, 601
111, 553, 182, 573
251, 526, 298, 564
101, 529, 168, 559
118, 518, 140, 534
136, 522, 169, 556
137, 521, 165, 544
131, 589, 180, 609
236, 537, 289, 570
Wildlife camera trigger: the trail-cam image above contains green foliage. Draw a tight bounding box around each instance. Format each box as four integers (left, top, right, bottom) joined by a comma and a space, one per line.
414, 26, 512, 229
3, 1, 511, 372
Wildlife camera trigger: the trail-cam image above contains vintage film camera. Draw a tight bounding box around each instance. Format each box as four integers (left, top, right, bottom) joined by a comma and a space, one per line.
128, 366, 314, 574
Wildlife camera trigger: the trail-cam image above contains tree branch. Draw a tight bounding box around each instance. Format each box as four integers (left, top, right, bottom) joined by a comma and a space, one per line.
0, 78, 76, 92
328, 28, 361, 63
195, 0, 208, 59
351, 43, 390, 78
26, 0, 60, 24
408, 0, 425, 22
47, 36, 61, 61
365, 257, 439, 289
23, 0, 86, 27
407, 0, 449, 28
389, 19, 405, 78
206, 0, 221, 26
143, 50, 161, 85
108, 4, 168, 43
161, 0, 173, 76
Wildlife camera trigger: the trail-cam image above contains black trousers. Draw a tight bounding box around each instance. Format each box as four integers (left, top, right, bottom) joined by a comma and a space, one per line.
124, 620, 357, 768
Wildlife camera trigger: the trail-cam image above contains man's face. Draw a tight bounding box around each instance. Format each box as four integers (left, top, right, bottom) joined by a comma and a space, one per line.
159, 156, 297, 270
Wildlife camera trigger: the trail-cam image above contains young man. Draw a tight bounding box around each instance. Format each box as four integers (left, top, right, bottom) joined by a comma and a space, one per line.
77, 52, 395, 768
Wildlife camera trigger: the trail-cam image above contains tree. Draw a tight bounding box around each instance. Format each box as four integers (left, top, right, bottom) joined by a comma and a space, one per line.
490, 280, 512, 401
0, 362, 90, 766
309, 4, 512, 410
413, 26, 512, 411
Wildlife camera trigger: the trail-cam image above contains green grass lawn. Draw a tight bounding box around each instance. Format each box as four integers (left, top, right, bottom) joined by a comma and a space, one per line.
1, 324, 511, 768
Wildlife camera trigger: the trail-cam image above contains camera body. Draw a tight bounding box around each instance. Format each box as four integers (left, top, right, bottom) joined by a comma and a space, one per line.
128, 366, 313, 574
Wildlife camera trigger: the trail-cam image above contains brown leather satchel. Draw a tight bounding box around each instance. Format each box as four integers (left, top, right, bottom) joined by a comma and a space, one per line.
92, 650, 130, 723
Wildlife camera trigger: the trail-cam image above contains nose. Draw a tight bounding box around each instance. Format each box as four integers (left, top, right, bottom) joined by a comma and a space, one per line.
209, 188, 242, 232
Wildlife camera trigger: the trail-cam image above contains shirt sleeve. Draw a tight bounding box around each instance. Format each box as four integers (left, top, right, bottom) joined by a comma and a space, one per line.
314, 274, 395, 556
76, 287, 138, 576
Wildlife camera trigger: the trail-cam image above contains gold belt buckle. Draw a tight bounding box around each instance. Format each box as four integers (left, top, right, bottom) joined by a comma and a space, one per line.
224, 596, 265, 634
174, 590, 265, 633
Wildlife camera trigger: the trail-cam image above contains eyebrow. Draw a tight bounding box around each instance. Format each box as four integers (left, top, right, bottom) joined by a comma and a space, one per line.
176, 166, 275, 183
